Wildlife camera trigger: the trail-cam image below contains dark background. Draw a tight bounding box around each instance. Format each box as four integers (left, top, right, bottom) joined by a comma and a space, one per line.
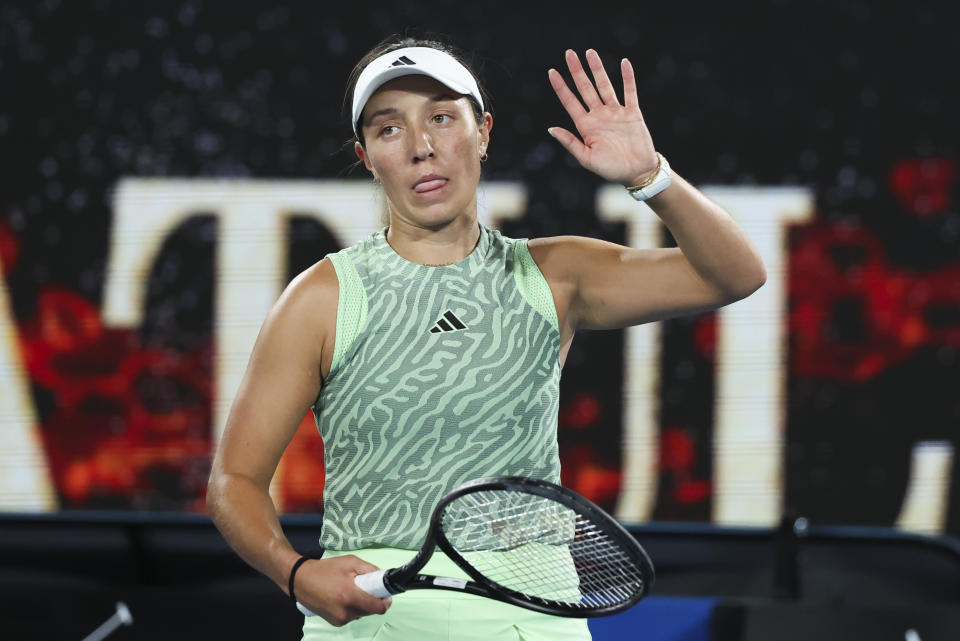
2, 0, 959, 534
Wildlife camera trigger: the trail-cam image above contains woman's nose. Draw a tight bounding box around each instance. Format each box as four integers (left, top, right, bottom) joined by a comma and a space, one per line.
410, 126, 435, 161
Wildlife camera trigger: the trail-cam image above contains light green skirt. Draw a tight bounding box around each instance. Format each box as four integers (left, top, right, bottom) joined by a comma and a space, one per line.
301, 547, 591, 641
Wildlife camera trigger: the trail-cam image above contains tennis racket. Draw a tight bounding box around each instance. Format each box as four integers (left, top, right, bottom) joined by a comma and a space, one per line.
297, 476, 654, 618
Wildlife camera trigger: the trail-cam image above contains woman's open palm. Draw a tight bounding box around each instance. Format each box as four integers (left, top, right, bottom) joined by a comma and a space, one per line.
548, 49, 659, 187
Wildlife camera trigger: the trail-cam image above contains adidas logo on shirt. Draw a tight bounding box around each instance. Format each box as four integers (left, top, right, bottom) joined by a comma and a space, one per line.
390, 56, 416, 67
430, 310, 467, 333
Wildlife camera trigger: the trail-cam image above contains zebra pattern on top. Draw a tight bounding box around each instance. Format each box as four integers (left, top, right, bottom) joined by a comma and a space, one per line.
314, 225, 562, 550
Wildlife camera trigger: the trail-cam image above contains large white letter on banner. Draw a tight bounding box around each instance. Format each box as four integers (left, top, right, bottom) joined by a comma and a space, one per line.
702, 187, 813, 525
0, 271, 56, 509
600, 185, 813, 526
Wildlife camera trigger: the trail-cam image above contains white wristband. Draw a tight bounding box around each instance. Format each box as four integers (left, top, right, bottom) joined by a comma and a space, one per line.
626, 153, 672, 201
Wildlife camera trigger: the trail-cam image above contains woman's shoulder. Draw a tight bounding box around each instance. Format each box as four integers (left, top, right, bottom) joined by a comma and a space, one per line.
283, 227, 386, 306
264, 257, 339, 376
525, 235, 585, 269
277, 257, 339, 324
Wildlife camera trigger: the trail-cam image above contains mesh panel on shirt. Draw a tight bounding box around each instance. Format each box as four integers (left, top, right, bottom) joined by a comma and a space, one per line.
513, 240, 559, 333
327, 251, 368, 376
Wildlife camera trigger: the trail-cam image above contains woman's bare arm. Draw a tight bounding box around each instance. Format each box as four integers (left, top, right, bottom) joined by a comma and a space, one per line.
530, 172, 766, 334
537, 49, 765, 346
206, 258, 389, 626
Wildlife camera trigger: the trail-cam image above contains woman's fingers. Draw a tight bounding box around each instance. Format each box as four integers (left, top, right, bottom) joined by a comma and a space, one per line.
344, 557, 393, 614
547, 49, 653, 182
297, 556, 393, 626
585, 49, 620, 106
548, 68, 587, 121
547, 126, 589, 167
553, 50, 631, 113
564, 49, 604, 110
621, 57, 639, 111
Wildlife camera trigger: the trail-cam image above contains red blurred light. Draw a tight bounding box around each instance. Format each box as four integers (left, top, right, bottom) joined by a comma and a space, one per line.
889, 157, 956, 216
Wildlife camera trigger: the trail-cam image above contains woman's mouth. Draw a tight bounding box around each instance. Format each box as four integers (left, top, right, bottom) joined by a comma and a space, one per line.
413, 175, 448, 194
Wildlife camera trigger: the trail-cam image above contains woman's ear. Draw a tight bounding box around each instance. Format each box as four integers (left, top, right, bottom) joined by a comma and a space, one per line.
480, 112, 493, 153
354, 141, 374, 173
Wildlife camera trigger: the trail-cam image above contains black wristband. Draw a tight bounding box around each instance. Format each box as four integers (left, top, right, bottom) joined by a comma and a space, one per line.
288, 556, 313, 604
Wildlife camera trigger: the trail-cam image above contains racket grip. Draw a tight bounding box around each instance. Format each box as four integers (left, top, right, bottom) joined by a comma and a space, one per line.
296, 601, 317, 617
354, 569, 392, 598
298, 570, 389, 617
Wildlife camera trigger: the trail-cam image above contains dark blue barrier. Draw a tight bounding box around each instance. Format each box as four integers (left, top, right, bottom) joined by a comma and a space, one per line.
589, 596, 717, 641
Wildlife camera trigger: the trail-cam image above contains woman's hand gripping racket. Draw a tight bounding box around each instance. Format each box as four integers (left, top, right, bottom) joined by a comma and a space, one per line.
297, 476, 654, 618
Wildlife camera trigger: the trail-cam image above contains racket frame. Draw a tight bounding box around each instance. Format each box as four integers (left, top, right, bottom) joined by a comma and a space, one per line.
379, 476, 655, 618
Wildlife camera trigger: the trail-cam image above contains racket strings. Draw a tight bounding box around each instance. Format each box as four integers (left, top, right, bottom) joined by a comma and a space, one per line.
441, 490, 646, 609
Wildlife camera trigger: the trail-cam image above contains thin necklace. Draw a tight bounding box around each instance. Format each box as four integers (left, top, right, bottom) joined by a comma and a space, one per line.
386, 225, 481, 267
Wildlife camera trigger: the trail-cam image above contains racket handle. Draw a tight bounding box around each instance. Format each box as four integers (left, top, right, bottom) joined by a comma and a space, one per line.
296, 601, 317, 617
354, 569, 391, 598
297, 570, 389, 617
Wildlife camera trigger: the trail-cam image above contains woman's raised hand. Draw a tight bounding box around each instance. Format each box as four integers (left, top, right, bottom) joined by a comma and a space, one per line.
547, 49, 659, 187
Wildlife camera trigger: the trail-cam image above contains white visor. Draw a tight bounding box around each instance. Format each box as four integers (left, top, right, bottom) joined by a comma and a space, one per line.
351, 46, 484, 138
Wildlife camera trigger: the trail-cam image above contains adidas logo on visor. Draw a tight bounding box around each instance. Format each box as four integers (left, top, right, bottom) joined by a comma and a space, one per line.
390, 56, 416, 67
430, 310, 467, 333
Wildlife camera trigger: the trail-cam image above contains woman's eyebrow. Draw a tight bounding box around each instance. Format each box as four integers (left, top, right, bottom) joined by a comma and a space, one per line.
363, 93, 461, 127
364, 107, 397, 126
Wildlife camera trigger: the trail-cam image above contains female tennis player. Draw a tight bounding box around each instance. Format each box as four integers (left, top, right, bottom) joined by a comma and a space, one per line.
207, 34, 765, 640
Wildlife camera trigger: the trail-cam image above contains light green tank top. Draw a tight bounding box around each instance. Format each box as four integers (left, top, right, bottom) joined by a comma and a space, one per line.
314, 224, 561, 550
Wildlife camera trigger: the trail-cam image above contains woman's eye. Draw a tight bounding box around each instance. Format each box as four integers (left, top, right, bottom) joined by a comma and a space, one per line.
380, 125, 398, 137
433, 114, 451, 124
